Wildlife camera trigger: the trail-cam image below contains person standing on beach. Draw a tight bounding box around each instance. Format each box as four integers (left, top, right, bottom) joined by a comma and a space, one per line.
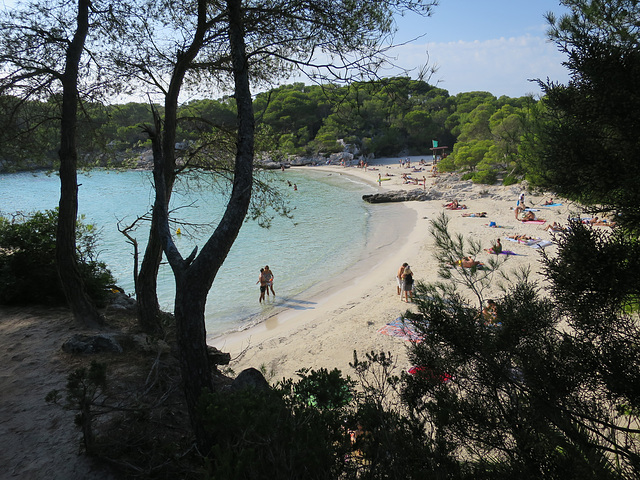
378, 173, 382, 187
397, 263, 407, 295
402, 265, 414, 302
257, 268, 267, 302
263, 265, 275, 297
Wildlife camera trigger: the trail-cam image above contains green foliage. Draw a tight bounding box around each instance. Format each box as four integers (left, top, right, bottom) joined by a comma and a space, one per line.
436, 155, 457, 172
402, 213, 640, 478
0, 77, 537, 176
528, 0, 640, 231
47, 361, 108, 452
502, 174, 519, 186
198, 360, 446, 479
448, 140, 492, 171
287, 367, 354, 409
472, 168, 497, 185
199, 370, 351, 479
0, 209, 115, 306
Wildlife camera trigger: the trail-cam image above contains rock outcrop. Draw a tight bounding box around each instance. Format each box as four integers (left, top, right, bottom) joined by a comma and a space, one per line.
61, 333, 124, 354
362, 189, 440, 203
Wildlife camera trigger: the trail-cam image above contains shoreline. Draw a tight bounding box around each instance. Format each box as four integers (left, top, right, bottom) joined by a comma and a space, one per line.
209, 159, 420, 356
211, 155, 576, 381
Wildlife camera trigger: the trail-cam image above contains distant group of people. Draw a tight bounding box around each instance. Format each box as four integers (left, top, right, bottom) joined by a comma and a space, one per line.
257, 265, 275, 302
396, 262, 414, 302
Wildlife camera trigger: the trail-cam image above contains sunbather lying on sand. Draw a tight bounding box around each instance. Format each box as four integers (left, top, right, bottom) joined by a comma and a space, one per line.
585, 217, 616, 227
542, 198, 555, 205
401, 173, 419, 185
544, 222, 566, 232
461, 256, 483, 268
452, 256, 483, 268
508, 234, 536, 242
521, 211, 545, 222
444, 199, 467, 210
462, 212, 487, 217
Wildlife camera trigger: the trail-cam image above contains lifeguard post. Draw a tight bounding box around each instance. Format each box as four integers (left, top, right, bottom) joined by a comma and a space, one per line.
430, 140, 448, 164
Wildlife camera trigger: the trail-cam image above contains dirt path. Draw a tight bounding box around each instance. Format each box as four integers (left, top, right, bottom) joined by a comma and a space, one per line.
0, 307, 116, 479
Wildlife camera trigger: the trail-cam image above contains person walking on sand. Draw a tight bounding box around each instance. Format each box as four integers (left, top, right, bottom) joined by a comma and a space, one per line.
263, 265, 275, 296
402, 265, 414, 302
257, 268, 267, 303
397, 262, 407, 295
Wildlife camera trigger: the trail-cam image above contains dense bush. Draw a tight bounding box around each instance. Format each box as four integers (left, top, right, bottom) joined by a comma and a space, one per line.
471, 168, 497, 184
198, 364, 442, 479
199, 368, 352, 479
0, 209, 115, 306
401, 214, 640, 479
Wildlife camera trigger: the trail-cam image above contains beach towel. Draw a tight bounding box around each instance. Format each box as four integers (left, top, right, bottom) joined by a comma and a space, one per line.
530, 240, 553, 249
377, 317, 423, 343
524, 208, 539, 212
499, 250, 523, 256
541, 203, 562, 207
407, 365, 452, 383
505, 236, 541, 246
521, 220, 546, 224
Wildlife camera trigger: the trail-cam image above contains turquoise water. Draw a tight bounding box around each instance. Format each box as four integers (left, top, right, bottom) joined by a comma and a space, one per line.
0, 168, 377, 336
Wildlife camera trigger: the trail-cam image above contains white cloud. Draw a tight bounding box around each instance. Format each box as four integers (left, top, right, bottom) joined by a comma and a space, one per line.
389, 35, 571, 98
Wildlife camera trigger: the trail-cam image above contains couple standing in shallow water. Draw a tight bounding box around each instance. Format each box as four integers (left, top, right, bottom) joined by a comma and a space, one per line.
396, 262, 414, 302
257, 265, 275, 303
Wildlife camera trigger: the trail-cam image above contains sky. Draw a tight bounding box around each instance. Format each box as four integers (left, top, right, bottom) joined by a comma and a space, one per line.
0, 0, 572, 100
387, 0, 572, 98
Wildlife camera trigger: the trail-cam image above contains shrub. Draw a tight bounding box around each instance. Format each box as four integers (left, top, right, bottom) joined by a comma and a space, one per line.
472, 168, 497, 184
502, 174, 519, 186
199, 368, 353, 479
0, 209, 115, 306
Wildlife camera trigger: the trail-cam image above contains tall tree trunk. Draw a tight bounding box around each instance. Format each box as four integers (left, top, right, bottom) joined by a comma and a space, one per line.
136, 110, 167, 334
152, 0, 255, 453
56, 0, 102, 327
147, 0, 216, 448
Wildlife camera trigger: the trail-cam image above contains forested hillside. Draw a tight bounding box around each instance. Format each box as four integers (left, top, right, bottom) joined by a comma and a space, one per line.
0, 78, 537, 184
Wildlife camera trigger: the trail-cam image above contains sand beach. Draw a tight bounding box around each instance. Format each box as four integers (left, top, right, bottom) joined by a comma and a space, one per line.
0, 155, 579, 477
212, 156, 577, 382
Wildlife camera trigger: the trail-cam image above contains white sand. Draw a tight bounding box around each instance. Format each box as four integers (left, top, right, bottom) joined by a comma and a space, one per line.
211, 156, 578, 382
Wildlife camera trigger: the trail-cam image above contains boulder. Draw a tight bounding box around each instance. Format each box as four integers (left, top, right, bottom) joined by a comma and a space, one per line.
207, 345, 231, 366
362, 189, 436, 203
106, 290, 137, 312
228, 367, 270, 392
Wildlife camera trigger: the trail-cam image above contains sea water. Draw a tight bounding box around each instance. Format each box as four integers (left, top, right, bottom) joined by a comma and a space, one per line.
0, 168, 378, 336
